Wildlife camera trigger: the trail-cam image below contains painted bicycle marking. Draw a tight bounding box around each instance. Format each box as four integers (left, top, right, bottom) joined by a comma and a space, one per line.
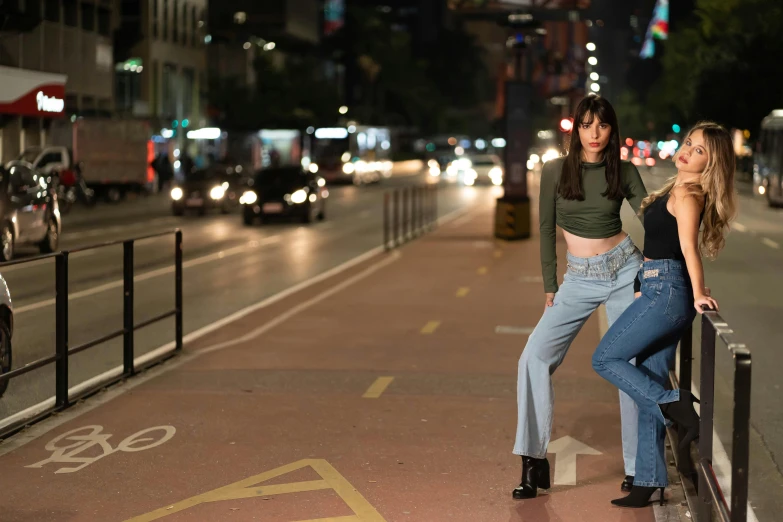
26, 424, 176, 474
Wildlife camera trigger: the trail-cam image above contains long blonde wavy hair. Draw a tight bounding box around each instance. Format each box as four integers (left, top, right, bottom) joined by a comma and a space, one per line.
639, 121, 738, 259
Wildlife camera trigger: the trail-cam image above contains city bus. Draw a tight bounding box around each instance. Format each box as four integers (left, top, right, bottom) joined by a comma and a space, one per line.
305, 126, 392, 185
754, 109, 783, 206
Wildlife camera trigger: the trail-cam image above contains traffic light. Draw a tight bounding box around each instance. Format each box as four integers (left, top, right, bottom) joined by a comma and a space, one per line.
182, 119, 190, 128
672, 124, 681, 133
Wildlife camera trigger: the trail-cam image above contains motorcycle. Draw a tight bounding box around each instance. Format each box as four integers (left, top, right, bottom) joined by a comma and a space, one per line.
54, 164, 95, 214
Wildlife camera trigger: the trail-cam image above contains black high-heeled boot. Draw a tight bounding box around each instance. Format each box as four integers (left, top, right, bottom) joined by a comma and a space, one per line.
611, 485, 666, 507
621, 475, 634, 492
661, 390, 701, 449
512, 456, 551, 499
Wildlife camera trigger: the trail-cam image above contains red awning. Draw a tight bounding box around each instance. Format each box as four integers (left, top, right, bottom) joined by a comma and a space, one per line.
0, 65, 67, 118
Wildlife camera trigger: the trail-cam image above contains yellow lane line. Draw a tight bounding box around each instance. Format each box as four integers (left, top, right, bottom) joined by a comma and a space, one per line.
456, 287, 470, 297
477, 266, 488, 275
494, 250, 503, 258
363, 377, 395, 398
421, 320, 441, 334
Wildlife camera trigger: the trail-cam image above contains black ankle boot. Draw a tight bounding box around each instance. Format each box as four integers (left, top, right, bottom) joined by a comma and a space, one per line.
512, 456, 551, 499
661, 390, 701, 449
611, 485, 665, 508
621, 475, 634, 492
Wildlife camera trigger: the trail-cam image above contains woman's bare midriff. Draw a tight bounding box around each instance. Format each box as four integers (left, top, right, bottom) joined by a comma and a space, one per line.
562, 229, 628, 258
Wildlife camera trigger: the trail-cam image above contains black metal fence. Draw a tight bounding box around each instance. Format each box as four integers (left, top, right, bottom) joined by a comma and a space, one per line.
0, 230, 183, 439
670, 313, 751, 522
383, 184, 438, 250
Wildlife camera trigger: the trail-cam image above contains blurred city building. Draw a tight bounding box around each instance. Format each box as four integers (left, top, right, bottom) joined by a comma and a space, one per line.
206, 0, 321, 92
0, 0, 116, 162
114, 0, 208, 129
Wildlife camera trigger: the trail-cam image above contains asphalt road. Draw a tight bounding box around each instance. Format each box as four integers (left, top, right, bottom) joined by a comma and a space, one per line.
622, 163, 783, 521
0, 170, 485, 424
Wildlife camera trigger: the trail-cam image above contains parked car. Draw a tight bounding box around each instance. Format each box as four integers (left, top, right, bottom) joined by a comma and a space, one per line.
0, 161, 61, 261
240, 166, 328, 225
0, 273, 12, 398
170, 164, 246, 216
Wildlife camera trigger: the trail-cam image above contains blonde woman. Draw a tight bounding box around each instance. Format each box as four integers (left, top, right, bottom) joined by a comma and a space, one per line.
592, 121, 737, 507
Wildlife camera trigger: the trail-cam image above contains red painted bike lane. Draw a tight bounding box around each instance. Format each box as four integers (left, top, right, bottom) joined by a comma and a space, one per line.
0, 195, 675, 522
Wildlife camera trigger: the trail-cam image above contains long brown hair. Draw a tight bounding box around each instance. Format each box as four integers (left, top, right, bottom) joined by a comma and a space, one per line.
559, 95, 624, 201
639, 121, 738, 258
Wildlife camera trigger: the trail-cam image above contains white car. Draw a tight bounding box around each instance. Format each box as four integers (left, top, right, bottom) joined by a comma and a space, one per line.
0, 272, 12, 398
446, 155, 504, 186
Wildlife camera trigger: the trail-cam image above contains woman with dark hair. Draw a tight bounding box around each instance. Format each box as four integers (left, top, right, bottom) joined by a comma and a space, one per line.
513, 94, 648, 499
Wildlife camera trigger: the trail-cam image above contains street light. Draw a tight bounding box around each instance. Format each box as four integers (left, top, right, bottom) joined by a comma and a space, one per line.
590, 83, 601, 92
338, 106, 349, 115
590, 72, 599, 81
588, 56, 598, 66
586, 42, 596, 51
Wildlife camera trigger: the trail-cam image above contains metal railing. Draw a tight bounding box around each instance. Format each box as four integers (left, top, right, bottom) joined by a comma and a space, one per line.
383, 184, 438, 250
670, 312, 751, 522
0, 230, 183, 439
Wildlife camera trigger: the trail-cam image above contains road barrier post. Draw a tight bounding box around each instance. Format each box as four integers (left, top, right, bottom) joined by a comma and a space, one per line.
384, 192, 391, 250
55, 252, 69, 409
698, 318, 717, 522
402, 188, 409, 240
393, 190, 400, 246
175, 230, 183, 352
677, 325, 695, 476
123, 241, 135, 376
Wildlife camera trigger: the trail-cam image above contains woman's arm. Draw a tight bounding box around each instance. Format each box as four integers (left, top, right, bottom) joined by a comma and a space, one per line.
672, 188, 719, 313
623, 163, 648, 221
539, 161, 559, 305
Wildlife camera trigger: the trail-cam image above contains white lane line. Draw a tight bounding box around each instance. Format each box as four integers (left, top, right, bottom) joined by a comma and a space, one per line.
13, 235, 281, 315
733, 222, 748, 233
0, 250, 96, 273
0, 199, 474, 451
761, 237, 780, 250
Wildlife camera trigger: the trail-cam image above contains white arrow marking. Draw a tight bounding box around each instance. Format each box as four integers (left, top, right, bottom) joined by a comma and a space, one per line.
548, 436, 602, 486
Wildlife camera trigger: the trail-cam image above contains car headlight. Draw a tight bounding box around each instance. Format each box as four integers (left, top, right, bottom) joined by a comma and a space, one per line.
171, 187, 183, 200
290, 189, 307, 204
429, 166, 441, 177
210, 185, 226, 199
240, 191, 257, 205
308, 163, 319, 173
343, 163, 355, 174
466, 169, 477, 178
489, 167, 502, 177
317, 177, 326, 187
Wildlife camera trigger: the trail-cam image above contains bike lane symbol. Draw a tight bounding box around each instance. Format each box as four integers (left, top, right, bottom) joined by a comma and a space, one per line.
26, 425, 176, 474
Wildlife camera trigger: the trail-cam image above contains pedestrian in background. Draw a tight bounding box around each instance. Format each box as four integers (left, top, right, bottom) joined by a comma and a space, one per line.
513, 94, 648, 499
592, 121, 737, 507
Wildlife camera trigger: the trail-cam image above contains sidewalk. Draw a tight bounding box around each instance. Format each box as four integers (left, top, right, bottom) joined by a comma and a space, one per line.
0, 194, 680, 522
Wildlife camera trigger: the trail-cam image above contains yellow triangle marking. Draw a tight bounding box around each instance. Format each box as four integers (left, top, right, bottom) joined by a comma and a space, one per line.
455, 287, 470, 297
477, 266, 488, 275
125, 459, 386, 522
363, 377, 394, 398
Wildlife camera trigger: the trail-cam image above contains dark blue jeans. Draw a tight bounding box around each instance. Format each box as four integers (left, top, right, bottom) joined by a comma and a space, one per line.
591, 259, 697, 487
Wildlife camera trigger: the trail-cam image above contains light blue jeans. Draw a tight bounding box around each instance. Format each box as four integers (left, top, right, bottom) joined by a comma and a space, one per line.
514, 235, 642, 476
592, 259, 697, 487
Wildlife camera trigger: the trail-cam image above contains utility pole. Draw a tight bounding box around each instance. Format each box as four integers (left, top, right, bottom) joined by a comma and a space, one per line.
494, 14, 541, 241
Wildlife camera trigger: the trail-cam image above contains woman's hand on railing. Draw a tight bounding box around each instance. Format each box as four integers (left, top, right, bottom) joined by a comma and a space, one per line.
694, 294, 719, 314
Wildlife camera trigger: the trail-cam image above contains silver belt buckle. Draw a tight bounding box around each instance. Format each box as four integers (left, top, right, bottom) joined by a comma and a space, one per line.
643, 269, 659, 279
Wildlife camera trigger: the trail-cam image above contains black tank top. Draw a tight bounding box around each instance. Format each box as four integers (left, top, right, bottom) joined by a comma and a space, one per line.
643, 193, 703, 260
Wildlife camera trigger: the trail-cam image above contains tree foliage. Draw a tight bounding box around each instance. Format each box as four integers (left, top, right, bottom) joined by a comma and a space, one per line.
650, 0, 783, 135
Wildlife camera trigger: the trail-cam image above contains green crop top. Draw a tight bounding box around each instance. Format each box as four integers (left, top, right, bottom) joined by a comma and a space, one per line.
539, 156, 647, 293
